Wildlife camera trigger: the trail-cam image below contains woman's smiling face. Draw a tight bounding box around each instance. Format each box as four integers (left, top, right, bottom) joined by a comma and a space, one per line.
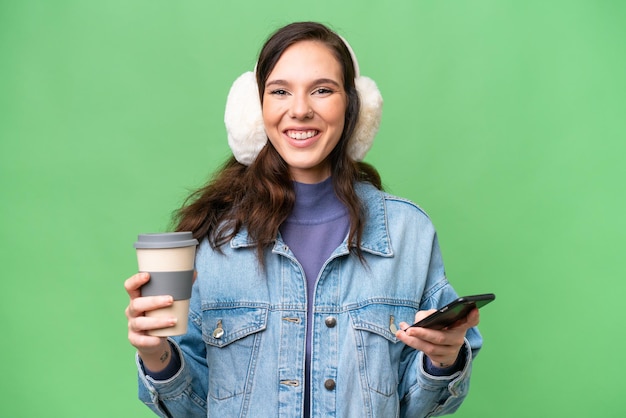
262, 40, 347, 184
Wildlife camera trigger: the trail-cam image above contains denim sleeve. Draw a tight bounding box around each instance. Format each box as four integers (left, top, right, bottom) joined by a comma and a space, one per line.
398, 282, 483, 417
136, 283, 209, 417
397, 231, 484, 417
398, 332, 481, 417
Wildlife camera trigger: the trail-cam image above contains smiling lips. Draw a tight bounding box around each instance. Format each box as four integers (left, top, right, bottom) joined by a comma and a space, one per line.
286, 129, 319, 140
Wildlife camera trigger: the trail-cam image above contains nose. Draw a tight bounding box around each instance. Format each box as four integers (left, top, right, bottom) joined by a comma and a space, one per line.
289, 94, 313, 120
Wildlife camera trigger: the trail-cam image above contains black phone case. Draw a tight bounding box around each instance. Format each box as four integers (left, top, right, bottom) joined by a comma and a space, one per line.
410, 293, 495, 330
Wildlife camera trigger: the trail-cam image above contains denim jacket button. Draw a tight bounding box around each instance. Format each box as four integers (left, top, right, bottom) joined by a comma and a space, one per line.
213, 328, 224, 339
324, 316, 337, 328
324, 379, 336, 390
212, 320, 224, 339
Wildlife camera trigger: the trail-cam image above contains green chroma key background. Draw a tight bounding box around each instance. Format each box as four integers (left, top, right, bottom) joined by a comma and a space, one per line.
1, 1, 624, 416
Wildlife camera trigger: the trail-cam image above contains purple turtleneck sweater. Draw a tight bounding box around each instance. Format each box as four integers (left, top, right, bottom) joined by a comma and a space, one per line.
279, 177, 350, 417
279, 177, 350, 340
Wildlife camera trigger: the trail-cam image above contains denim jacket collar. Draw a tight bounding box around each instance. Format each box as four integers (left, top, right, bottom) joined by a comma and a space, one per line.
230, 182, 393, 257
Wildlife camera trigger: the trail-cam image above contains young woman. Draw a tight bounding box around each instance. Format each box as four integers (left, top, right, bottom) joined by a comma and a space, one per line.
125, 21, 482, 418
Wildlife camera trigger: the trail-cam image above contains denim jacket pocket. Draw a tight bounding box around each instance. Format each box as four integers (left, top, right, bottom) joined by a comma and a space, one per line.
201, 305, 268, 402
349, 302, 417, 398
202, 305, 268, 347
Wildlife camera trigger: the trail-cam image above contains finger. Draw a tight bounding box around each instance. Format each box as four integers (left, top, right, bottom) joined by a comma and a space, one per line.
396, 309, 436, 332
396, 328, 453, 356
413, 309, 437, 323
128, 329, 167, 350
466, 308, 480, 327
127, 315, 176, 352
399, 324, 443, 345
129, 315, 177, 334
396, 330, 461, 365
395, 327, 424, 351
124, 272, 151, 298
401, 322, 446, 343
401, 324, 466, 351
126, 295, 173, 319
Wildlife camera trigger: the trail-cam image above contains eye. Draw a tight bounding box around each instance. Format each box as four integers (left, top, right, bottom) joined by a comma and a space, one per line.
269, 89, 289, 96
313, 87, 334, 95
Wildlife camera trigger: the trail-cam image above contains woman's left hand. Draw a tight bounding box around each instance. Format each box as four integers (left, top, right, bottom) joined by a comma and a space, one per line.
395, 308, 480, 368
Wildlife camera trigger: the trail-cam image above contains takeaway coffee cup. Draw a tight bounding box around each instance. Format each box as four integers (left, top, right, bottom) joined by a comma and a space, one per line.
134, 232, 199, 336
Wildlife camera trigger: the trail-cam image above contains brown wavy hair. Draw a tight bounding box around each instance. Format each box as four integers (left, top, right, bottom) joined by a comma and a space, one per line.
174, 22, 382, 263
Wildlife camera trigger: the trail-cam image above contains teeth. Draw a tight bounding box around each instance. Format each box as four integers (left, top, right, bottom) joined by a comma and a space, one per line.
287, 130, 318, 140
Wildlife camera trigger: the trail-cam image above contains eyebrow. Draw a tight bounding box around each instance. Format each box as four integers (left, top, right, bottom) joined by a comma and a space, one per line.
265, 78, 342, 89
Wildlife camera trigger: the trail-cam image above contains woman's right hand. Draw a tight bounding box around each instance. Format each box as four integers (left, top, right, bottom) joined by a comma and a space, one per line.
124, 272, 175, 370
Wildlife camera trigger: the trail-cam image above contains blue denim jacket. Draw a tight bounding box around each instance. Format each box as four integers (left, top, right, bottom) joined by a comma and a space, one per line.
137, 182, 483, 417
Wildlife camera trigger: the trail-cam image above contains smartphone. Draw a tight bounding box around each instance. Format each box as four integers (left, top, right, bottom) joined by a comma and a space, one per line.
409, 293, 496, 330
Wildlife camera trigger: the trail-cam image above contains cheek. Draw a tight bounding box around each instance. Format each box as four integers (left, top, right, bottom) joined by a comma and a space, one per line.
329, 104, 347, 132
335, 98, 348, 126
262, 102, 282, 127
319, 99, 346, 125
262, 106, 282, 144
261, 109, 274, 136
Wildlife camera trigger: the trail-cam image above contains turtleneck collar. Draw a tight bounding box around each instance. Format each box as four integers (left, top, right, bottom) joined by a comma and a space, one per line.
287, 177, 348, 224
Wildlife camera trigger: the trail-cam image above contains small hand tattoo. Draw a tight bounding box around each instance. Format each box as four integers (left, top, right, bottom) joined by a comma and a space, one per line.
160, 350, 169, 363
